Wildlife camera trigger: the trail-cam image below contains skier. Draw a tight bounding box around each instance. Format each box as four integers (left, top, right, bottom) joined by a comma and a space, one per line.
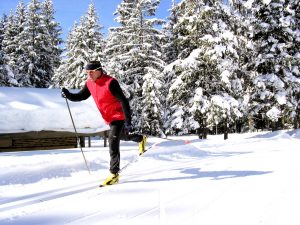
61, 61, 147, 186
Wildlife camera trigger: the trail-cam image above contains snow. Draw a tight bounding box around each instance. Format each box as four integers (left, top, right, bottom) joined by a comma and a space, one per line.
275, 91, 287, 105
262, 0, 272, 5
1, 87, 300, 225
244, 0, 255, 9
1, 131, 300, 225
221, 70, 230, 84
0, 87, 109, 133
181, 49, 201, 69
266, 106, 281, 121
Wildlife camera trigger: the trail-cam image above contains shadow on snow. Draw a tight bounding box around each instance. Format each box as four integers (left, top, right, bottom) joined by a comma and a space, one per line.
124, 168, 272, 184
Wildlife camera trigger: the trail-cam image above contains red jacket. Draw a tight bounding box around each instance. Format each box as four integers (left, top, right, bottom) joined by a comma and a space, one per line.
86, 74, 125, 124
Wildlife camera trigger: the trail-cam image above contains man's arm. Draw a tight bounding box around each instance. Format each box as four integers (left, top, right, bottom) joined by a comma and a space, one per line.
109, 79, 131, 124
63, 83, 91, 101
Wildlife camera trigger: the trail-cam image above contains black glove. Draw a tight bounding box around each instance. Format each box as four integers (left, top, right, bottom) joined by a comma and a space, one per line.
61, 87, 70, 99
124, 122, 134, 135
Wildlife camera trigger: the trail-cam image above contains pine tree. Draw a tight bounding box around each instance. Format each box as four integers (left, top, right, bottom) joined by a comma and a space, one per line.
229, 0, 252, 15
0, 15, 5, 49
105, 0, 140, 84
0, 14, 8, 86
167, 0, 210, 134
249, 0, 300, 130
13, 0, 27, 77
167, 0, 244, 138
227, 0, 255, 132
161, 0, 181, 134
2, 11, 18, 72
83, 3, 106, 62
162, 0, 180, 65
52, 22, 86, 88
52, 3, 105, 88
13, 0, 51, 87
142, 68, 164, 135
290, 0, 300, 128
41, 0, 63, 85
1, 11, 19, 87
2, 0, 61, 87
105, 0, 165, 134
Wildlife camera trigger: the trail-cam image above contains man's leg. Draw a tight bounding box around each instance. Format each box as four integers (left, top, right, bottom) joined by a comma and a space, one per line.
121, 127, 143, 142
122, 129, 146, 155
108, 120, 124, 174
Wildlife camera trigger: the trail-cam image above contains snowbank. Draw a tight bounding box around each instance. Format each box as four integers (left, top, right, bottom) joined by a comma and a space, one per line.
0, 87, 109, 133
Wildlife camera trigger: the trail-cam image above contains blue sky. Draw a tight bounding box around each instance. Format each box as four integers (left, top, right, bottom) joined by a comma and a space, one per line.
0, 0, 173, 40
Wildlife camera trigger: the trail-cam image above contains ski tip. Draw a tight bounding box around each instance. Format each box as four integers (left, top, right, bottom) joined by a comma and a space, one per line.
99, 182, 119, 188
139, 149, 148, 156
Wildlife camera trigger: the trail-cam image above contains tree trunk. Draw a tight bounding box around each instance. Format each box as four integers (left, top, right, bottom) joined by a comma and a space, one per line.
248, 116, 254, 132
293, 112, 300, 129
224, 117, 228, 140
271, 121, 278, 131
197, 117, 208, 139
272, 118, 283, 131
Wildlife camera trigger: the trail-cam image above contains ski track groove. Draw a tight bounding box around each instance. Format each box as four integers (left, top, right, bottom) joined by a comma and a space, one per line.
62, 198, 160, 225
0, 181, 106, 212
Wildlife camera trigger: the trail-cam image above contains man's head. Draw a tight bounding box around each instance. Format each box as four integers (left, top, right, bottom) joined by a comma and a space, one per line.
85, 61, 103, 81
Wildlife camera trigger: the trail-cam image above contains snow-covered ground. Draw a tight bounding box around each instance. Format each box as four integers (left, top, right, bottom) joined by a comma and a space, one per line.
1, 130, 300, 225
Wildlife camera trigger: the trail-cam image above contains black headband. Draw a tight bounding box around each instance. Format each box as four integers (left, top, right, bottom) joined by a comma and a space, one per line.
85, 61, 102, 70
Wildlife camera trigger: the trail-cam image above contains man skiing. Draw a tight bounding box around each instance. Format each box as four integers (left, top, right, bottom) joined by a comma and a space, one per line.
61, 61, 147, 186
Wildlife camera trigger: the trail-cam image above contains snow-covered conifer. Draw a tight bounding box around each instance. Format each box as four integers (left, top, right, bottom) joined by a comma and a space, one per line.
168, 0, 244, 137
142, 68, 164, 135
249, 0, 300, 130
52, 22, 86, 88
41, 0, 63, 85
13, 0, 52, 87
162, 0, 180, 65
227, 0, 255, 132
52, 3, 105, 88
1, 11, 20, 86
105, 0, 165, 134
0, 14, 8, 86
2, 11, 19, 73
161, 0, 181, 134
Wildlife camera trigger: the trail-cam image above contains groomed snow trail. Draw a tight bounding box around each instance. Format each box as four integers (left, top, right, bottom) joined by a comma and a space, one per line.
1, 132, 300, 225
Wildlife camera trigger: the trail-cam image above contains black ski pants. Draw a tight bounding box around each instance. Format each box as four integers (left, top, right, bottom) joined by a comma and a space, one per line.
109, 120, 143, 174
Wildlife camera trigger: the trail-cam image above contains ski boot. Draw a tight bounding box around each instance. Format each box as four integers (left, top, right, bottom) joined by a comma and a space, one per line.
101, 173, 119, 187
139, 135, 147, 155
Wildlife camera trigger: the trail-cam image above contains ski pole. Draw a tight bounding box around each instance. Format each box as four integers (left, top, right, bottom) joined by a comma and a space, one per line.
65, 98, 91, 174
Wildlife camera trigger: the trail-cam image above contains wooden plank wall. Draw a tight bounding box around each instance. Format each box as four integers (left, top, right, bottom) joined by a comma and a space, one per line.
0, 130, 108, 152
